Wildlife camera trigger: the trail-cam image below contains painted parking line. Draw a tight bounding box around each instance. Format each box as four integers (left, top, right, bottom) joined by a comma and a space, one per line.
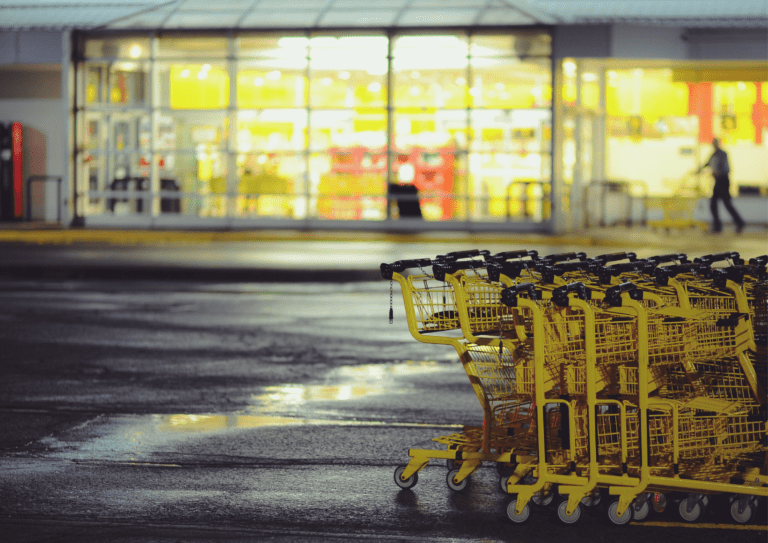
635, 521, 767, 531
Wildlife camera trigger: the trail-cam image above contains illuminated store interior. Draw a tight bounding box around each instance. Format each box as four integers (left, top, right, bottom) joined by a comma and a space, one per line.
77, 31, 554, 225
76, 30, 767, 228
2, 1, 766, 231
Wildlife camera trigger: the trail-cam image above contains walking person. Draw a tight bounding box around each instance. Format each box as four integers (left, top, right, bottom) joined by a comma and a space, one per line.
698, 138, 745, 234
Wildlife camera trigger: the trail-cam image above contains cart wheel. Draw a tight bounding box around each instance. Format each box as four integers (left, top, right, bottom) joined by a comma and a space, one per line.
607, 500, 632, 526
496, 461, 517, 477
394, 465, 418, 490
499, 475, 510, 493
581, 490, 602, 508
507, 499, 531, 524
632, 498, 650, 521
531, 488, 555, 507
446, 468, 469, 492
678, 497, 704, 523
730, 498, 754, 524
651, 492, 667, 514
557, 499, 583, 524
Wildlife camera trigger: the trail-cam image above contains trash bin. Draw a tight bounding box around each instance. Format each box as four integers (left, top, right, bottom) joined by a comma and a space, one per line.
160, 178, 181, 213
389, 183, 422, 219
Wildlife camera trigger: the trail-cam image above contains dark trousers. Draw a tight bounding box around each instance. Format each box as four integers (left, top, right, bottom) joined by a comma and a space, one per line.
710, 174, 744, 232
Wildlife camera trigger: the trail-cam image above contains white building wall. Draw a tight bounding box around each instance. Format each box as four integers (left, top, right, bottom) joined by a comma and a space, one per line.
0, 30, 66, 221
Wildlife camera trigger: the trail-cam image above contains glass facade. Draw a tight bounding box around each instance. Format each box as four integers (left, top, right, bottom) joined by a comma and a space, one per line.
561, 59, 768, 199
75, 30, 553, 224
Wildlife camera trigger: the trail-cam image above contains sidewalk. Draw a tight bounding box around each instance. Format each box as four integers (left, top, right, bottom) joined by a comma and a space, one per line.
0, 222, 764, 282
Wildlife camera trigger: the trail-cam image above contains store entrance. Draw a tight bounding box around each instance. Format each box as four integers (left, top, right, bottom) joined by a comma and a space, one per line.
559, 58, 768, 229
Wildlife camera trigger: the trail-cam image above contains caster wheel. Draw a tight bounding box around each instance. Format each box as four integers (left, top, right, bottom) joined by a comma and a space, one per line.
531, 487, 555, 507
500, 475, 511, 493
632, 498, 650, 521
497, 461, 517, 478
607, 500, 632, 525
507, 499, 531, 524
394, 465, 417, 490
730, 498, 754, 524
557, 499, 583, 524
446, 468, 469, 492
651, 492, 667, 514
581, 491, 602, 508
679, 498, 704, 523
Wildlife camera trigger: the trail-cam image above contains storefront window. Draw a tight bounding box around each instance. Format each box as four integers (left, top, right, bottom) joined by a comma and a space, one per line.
84, 61, 149, 106
157, 35, 228, 59
604, 66, 768, 196
161, 62, 230, 109
77, 30, 554, 224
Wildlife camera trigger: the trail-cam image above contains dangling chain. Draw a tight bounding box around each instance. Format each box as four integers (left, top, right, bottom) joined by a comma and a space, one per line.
498, 312, 505, 356
389, 280, 394, 324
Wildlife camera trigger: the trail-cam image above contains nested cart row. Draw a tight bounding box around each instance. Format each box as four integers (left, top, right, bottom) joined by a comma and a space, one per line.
381, 250, 767, 526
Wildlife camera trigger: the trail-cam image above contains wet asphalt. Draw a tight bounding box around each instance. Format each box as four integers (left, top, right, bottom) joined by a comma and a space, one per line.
0, 229, 766, 542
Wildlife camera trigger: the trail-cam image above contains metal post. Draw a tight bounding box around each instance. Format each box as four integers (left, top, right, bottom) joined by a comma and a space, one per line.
386, 31, 394, 220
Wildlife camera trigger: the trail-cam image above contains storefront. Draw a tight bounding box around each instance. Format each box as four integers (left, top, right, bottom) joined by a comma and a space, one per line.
560, 58, 768, 225
75, 30, 554, 229
3, 2, 765, 231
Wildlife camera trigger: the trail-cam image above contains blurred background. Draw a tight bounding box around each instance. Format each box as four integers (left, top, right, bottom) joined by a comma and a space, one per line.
0, 0, 766, 234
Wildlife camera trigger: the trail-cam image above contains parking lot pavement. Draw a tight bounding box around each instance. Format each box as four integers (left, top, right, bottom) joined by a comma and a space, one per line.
0, 225, 764, 282
0, 227, 766, 541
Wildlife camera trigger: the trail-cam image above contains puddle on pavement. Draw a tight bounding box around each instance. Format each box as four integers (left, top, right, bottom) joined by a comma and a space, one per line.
251, 360, 447, 413
42, 360, 462, 461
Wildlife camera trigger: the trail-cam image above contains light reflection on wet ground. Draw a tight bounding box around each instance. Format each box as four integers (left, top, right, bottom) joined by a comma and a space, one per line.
251, 360, 446, 413
41, 360, 464, 461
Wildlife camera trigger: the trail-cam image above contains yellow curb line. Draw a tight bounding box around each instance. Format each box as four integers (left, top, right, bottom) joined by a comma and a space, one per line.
634, 521, 767, 531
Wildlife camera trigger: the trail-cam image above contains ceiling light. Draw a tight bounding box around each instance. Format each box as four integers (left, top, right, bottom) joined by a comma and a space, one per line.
128, 44, 142, 59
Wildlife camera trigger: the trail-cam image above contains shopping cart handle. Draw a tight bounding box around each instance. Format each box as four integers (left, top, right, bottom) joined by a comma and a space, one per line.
694, 252, 740, 265
552, 282, 591, 307
605, 260, 654, 276
432, 260, 487, 281
500, 283, 539, 307
380, 258, 433, 279
488, 250, 539, 263
715, 312, 750, 327
653, 263, 710, 286
487, 261, 527, 282
604, 282, 642, 306
537, 260, 598, 283
711, 266, 748, 289
434, 249, 490, 263
647, 253, 689, 265
593, 252, 637, 265
539, 251, 588, 265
